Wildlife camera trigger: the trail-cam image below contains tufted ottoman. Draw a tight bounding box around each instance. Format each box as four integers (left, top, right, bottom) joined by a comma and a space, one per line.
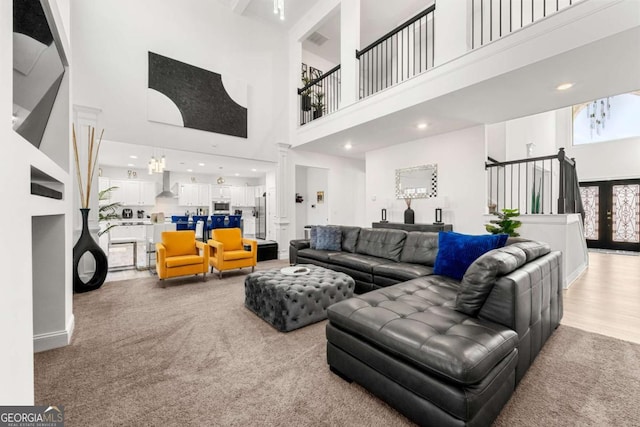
244, 264, 355, 332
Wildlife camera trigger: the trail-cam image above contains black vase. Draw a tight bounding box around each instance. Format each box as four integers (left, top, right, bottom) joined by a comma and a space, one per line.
404, 207, 415, 224
73, 208, 108, 293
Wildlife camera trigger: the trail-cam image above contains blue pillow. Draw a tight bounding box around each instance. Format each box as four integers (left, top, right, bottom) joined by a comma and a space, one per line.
315, 226, 342, 251
434, 232, 508, 281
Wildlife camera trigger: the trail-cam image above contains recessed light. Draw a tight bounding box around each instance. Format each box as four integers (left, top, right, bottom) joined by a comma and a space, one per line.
344, 142, 352, 150
127, 163, 135, 167
187, 169, 193, 172
251, 168, 257, 172
129, 155, 137, 159
556, 83, 573, 91
417, 123, 428, 130
198, 163, 205, 167
234, 173, 240, 176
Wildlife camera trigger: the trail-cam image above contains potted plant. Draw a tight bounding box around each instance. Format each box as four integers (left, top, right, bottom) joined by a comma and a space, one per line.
98, 186, 122, 237
485, 208, 522, 237
300, 75, 312, 112
312, 92, 325, 120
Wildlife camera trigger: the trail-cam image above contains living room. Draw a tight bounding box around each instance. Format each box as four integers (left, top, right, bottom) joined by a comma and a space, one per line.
2, 0, 639, 425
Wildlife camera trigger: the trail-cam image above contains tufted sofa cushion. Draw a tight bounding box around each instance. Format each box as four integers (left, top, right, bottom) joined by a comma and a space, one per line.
327, 276, 518, 385
355, 228, 407, 262
455, 241, 551, 316
399, 232, 439, 266
340, 226, 361, 253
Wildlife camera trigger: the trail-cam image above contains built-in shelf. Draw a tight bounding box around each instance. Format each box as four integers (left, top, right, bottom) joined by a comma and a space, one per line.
31, 166, 64, 200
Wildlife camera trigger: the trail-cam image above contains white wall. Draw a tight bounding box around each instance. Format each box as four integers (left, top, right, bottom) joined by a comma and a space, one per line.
301, 50, 337, 77
294, 166, 308, 239
506, 110, 557, 160
305, 167, 329, 227
72, 0, 289, 163
288, 149, 366, 241
366, 126, 487, 233
0, 0, 72, 403
556, 107, 640, 181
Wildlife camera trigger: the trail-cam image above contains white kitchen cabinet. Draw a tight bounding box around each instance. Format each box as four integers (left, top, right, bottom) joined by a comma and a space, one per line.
245, 186, 256, 207
110, 180, 157, 206
139, 181, 157, 205
212, 185, 231, 200
178, 183, 209, 206
230, 186, 244, 207
109, 224, 147, 240
243, 217, 256, 235
197, 184, 210, 206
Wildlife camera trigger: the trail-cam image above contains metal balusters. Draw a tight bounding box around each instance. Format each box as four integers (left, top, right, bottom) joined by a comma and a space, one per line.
297, 65, 341, 125
472, 0, 582, 49
356, 5, 435, 99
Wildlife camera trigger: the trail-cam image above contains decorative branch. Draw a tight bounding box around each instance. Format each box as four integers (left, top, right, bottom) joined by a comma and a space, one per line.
72, 124, 105, 209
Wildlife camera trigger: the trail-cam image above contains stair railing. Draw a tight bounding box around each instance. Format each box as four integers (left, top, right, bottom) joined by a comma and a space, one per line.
485, 147, 583, 215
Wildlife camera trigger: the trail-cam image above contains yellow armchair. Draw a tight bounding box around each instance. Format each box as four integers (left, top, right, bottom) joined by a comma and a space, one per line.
156, 230, 209, 281
208, 228, 257, 279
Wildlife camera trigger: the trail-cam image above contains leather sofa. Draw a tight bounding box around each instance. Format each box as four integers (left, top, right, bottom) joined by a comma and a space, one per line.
290, 226, 563, 426
290, 227, 439, 294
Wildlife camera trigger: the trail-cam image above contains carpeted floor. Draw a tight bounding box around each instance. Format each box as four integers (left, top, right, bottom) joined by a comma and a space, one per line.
35, 260, 640, 426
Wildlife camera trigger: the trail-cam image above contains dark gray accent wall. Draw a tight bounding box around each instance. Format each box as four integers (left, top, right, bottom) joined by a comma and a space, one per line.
148, 52, 248, 138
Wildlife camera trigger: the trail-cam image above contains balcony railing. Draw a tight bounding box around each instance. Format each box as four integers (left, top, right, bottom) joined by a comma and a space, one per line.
297, 64, 341, 126
356, 4, 435, 99
486, 148, 583, 215
471, 0, 582, 49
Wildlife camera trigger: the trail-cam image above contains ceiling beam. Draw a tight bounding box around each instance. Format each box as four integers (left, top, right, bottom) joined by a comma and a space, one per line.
231, 0, 252, 15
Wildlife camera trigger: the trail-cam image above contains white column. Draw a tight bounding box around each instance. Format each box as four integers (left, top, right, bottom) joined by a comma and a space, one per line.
340, 0, 361, 107
274, 143, 292, 259
434, 1, 469, 66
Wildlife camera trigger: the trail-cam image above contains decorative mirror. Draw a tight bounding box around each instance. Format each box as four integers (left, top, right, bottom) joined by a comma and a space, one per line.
395, 164, 438, 199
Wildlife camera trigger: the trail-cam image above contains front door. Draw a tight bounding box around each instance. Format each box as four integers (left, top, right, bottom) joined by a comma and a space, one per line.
579, 180, 640, 251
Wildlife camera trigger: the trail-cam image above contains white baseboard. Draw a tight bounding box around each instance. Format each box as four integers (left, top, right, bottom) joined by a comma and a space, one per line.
34, 314, 74, 353
564, 262, 588, 289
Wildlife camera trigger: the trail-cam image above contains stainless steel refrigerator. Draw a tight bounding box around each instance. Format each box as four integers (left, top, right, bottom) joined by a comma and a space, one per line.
255, 193, 266, 240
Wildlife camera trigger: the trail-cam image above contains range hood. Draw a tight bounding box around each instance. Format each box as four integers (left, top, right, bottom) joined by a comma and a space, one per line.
156, 171, 177, 198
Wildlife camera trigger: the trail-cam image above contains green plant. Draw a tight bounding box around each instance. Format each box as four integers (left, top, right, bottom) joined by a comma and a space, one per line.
485, 208, 522, 237
300, 75, 312, 95
531, 178, 541, 214
312, 92, 325, 113
98, 186, 122, 237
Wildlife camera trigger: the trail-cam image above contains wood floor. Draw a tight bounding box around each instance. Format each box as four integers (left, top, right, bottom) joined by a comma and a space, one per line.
562, 251, 640, 344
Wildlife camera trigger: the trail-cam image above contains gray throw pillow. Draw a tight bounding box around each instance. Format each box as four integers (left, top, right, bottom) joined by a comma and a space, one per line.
315, 226, 342, 251
310, 226, 318, 249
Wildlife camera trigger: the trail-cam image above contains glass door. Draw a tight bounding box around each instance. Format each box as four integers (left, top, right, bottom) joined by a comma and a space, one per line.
580, 180, 640, 251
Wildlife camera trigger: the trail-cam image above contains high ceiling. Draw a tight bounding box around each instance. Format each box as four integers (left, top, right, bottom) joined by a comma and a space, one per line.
303, 0, 432, 65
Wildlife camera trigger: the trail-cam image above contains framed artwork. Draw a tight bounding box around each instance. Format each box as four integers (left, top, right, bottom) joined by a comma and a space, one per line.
317, 191, 324, 204
309, 66, 323, 86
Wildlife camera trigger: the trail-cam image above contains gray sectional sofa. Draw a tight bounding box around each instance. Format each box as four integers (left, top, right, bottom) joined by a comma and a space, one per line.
289, 226, 563, 427
290, 227, 439, 294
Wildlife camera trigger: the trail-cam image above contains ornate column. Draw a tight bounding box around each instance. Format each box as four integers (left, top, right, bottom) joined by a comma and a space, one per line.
274, 143, 292, 259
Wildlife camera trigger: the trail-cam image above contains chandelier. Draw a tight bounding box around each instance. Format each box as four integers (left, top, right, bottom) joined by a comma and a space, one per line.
148, 155, 166, 174
273, 0, 284, 20
588, 97, 611, 138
